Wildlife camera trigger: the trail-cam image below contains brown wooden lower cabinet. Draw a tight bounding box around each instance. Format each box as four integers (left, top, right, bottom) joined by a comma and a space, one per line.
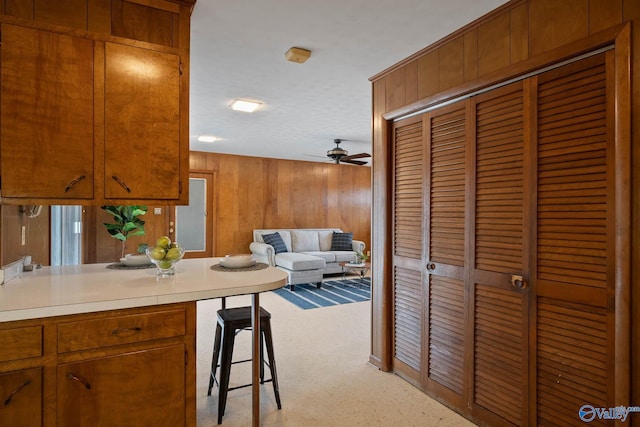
57, 345, 186, 426
0, 303, 196, 427
0, 368, 42, 427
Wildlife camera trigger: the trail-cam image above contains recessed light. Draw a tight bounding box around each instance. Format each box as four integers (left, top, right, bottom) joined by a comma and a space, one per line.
197, 135, 217, 143
230, 99, 261, 113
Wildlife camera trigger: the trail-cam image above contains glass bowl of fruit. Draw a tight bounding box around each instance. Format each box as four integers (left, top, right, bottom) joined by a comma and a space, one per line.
145, 236, 185, 277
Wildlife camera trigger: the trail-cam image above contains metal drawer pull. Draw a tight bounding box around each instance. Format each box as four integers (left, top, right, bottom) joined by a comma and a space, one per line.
511, 275, 526, 289
4, 379, 32, 406
64, 175, 86, 192
66, 373, 91, 390
111, 175, 131, 193
111, 326, 142, 336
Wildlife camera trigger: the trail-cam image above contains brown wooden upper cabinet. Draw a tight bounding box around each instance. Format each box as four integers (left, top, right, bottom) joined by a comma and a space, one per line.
0, 24, 95, 200
104, 43, 181, 200
0, 0, 192, 205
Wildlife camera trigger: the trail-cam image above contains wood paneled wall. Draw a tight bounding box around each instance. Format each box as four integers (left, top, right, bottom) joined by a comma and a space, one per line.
1, 152, 371, 265
370, 0, 639, 417
0, 205, 50, 266
190, 151, 371, 257
83, 205, 171, 263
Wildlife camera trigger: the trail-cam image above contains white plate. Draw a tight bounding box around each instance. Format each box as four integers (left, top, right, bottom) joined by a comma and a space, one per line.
220, 255, 256, 269
120, 254, 151, 266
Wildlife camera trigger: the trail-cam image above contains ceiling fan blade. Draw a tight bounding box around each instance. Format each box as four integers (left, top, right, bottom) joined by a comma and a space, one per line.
341, 159, 368, 165
341, 152, 371, 161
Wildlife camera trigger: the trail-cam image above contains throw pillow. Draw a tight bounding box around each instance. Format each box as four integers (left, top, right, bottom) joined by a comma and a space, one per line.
331, 232, 353, 251
262, 232, 288, 254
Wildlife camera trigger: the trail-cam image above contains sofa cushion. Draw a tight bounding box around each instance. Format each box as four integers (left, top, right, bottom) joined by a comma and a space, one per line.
291, 230, 320, 252
333, 251, 358, 262
318, 230, 334, 251
301, 251, 336, 263
276, 253, 325, 271
331, 232, 353, 251
262, 232, 288, 254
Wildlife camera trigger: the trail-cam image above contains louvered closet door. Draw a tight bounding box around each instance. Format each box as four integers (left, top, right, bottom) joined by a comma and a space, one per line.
533, 53, 615, 427
423, 101, 467, 404
469, 81, 529, 426
391, 116, 426, 385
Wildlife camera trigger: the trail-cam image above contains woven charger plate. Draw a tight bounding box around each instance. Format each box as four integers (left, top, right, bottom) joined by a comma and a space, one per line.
210, 262, 269, 272
106, 262, 155, 270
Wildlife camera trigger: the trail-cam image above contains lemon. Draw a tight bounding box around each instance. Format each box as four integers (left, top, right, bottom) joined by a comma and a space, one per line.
166, 247, 182, 261
149, 246, 166, 261
156, 236, 171, 249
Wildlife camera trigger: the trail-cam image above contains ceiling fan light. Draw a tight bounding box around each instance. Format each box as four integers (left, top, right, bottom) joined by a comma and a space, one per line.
327, 148, 347, 157
230, 99, 261, 113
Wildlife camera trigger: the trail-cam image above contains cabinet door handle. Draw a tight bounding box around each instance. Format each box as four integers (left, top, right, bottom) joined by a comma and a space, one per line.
66, 373, 91, 390
64, 175, 86, 193
426, 262, 436, 272
111, 175, 131, 193
4, 379, 32, 406
111, 326, 142, 336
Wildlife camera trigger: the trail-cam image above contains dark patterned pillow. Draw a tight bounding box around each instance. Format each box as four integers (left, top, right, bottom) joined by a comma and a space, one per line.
262, 232, 288, 254
331, 232, 353, 251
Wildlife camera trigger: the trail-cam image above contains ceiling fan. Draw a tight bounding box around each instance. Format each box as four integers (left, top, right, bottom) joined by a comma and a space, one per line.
326, 139, 371, 165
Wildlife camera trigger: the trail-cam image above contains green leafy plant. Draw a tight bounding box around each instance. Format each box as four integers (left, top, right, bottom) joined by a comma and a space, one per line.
101, 206, 148, 258
356, 251, 369, 263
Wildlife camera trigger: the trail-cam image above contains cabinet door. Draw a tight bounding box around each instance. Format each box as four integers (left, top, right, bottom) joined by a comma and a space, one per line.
57, 344, 185, 426
104, 42, 181, 200
0, 24, 94, 199
0, 368, 42, 427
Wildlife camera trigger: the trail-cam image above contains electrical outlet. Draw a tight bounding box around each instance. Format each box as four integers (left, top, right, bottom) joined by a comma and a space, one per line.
21, 226, 26, 246
154, 208, 162, 215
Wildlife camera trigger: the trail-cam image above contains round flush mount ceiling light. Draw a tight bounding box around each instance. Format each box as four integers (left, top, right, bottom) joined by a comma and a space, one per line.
197, 135, 217, 143
230, 99, 261, 113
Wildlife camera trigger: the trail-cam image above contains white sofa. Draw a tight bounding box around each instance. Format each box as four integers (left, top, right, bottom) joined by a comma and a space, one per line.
249, 228, 365, 290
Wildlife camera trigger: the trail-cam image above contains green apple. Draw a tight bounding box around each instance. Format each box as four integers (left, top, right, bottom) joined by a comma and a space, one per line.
158, 259, 173, 269
156, 236, 171, 249
166, 247, 182, 261
149, 246, 166, 261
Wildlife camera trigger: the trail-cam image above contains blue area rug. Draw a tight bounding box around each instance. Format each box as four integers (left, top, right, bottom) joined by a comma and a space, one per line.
272, 277, 371, 310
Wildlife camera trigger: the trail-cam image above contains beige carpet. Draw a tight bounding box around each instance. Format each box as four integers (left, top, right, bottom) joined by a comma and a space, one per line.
195, 278, 476, 426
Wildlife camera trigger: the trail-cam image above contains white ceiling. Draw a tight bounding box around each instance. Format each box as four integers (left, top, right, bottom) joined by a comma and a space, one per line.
188, 0, 508, 165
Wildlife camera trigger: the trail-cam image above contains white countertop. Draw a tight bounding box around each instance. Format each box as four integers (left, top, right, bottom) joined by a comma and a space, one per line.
0, 258, 288, 322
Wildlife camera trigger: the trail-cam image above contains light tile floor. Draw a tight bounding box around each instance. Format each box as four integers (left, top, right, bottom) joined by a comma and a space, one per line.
195, 276, 476, 426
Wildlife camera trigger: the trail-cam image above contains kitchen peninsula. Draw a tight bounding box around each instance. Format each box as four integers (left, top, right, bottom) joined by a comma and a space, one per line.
0, 258, 287, 426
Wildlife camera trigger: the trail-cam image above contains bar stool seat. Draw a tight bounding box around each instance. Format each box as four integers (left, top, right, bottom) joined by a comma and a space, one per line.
207, 305, 281, 424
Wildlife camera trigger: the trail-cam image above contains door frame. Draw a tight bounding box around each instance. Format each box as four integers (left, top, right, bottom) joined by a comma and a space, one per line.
169, 171, 214, 259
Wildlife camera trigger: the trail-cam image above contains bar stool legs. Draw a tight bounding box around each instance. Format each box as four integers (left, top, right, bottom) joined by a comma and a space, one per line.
207, 306, 281, 424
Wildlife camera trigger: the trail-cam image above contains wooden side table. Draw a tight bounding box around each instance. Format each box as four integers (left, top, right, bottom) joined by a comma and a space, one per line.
339, 261, 371, 284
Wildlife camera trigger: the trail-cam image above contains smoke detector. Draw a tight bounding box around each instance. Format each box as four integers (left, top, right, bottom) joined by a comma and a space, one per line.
285, 47, 311, 64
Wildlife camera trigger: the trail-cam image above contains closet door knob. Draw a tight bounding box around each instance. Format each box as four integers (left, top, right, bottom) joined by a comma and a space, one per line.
426, 262, 436, 272
511, 275, 526, 289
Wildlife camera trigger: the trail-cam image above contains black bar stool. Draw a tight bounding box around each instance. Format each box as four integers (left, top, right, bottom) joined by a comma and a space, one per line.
207, 300, 282, 424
